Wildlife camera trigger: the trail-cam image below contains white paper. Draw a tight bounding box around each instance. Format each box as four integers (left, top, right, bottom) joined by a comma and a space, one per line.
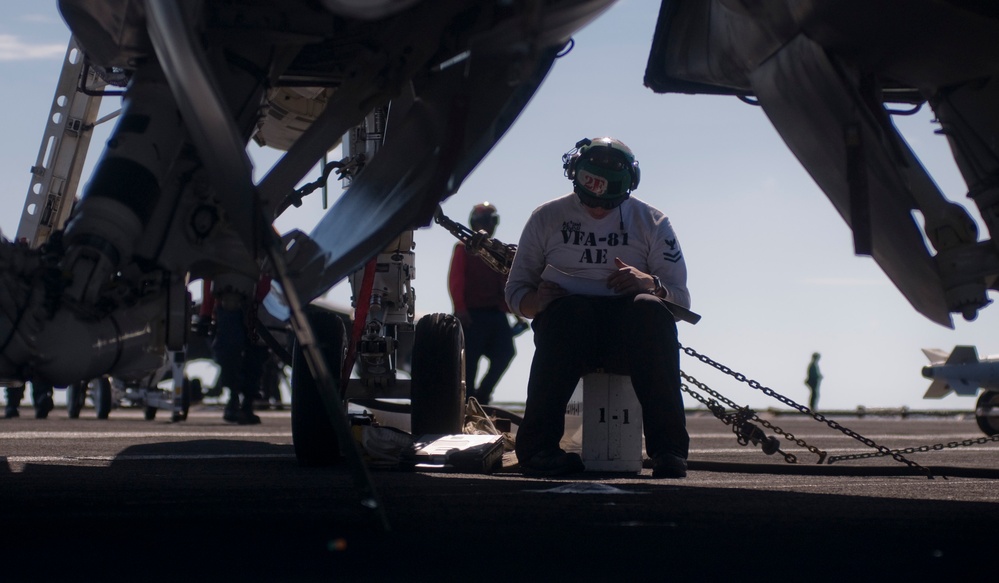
540, 264, 701, 324
541, 264, 620, 297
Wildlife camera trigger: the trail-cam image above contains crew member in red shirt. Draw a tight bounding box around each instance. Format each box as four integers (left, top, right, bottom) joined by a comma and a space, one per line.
448, 203, 516, 405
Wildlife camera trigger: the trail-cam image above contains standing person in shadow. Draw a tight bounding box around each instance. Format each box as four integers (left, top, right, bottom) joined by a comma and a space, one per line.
448, 202, 517, 406
199, 273, 271, 425
4, 382, 54, 419
4, 384, 25, 418
805, 352, 822, 411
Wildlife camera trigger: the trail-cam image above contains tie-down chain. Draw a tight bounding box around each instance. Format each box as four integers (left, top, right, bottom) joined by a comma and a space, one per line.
679, 344, 936, 478
680, 370, 824, 464
826, 433, 999, 463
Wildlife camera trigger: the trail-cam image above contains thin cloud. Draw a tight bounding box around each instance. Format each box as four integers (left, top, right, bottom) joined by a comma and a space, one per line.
20, 14, 60, 24
802, 277, 887, 286
0, 34, 65, 61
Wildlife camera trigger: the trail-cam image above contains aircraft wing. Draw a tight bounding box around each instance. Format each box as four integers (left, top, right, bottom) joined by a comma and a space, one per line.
644, 0, 999, 328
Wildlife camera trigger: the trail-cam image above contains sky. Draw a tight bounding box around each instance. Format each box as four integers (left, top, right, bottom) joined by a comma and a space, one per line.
1, 1, 997, 413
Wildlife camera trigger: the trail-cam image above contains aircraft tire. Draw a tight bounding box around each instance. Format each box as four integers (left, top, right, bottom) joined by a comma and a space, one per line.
291, 306, 347, 466
66, 381, 86, 419
94, 377, 112, 420
144, 406, 157, 421
189, 377, 203, 404
975, 390, 999, 436
171, 378, 191, 422
410, 313, 465, 436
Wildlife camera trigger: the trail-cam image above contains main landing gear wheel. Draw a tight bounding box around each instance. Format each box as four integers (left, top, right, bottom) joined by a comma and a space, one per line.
170, 378, 193, 422
93, 377, 112, 419
291, 306, 347, 466
975, 390, 999, 436
67, 377, 112, 419
67, 381, 87, 419
410, 313, 465, 436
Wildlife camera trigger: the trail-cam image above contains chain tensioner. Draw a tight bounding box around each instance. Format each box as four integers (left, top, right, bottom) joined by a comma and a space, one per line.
680, 343, 936, 478
681, 370, 829, 464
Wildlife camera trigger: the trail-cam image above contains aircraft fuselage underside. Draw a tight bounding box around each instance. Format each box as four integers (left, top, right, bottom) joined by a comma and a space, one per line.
0, 0, 616, 386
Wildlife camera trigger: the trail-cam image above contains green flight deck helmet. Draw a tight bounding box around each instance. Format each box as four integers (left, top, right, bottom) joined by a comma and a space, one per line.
562, 137, 641, 209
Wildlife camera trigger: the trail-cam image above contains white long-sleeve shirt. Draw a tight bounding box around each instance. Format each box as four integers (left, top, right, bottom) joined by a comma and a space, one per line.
505, 193, 690, 318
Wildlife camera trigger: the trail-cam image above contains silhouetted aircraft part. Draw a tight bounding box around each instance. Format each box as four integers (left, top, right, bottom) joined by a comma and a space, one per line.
6, 0, 623, 501
291, 305, 347, 466
255, 324, 294, 368
96, 382, 110, 418
66, 381, 86, 419
921, 345, 999, 398
749, 35, 957, 327
843, 124, 872, 256
255, 2, 469, 220
65, 376, 112, 420
0, 0, 617, 389
644, 0, 999, 327
146, 0, 260, 254
410, 313, 466, 436
343, 259, 377, 390
320, 0, 423, 20
921, 345, 999, 437
15, 37, 105, 250
976, 390, 999, 437
271, 233, 389, 530
282, 46, 561, 305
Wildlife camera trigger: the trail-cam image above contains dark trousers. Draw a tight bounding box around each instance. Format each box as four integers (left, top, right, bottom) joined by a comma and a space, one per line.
5, 383, 53, 410
464, 309, 516, 405
213, 307, 266, 410
515, 294, 689, 463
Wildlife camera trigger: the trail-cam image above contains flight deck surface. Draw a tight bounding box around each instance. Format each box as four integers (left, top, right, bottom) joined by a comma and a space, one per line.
2, 406, 996, 581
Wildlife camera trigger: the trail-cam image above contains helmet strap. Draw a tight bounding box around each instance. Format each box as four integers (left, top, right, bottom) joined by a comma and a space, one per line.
575, 188, 629, 210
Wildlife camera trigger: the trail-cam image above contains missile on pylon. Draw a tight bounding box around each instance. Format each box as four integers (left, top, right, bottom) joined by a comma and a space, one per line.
920, 346, 999, 399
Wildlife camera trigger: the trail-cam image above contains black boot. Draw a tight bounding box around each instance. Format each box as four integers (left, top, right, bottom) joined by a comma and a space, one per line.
222, 392, 241, 423
238, 397, 261, 425
5, 385, 24, 418
34, 394, 54, 419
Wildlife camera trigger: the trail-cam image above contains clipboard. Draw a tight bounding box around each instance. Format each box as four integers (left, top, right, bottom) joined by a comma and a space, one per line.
541, 264, 701, 324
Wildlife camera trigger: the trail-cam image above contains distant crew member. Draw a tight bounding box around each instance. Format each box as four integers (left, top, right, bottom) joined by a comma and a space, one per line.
805, 352, 822, 411
448, 202, 517, 405
4, 382, 54, 419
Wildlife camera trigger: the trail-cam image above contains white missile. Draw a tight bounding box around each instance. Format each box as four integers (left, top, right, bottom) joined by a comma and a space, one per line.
921, 346, 999, 399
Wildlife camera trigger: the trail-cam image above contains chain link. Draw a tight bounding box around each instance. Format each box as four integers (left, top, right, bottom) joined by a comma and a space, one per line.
681, 382, 796, 463
827, 433, 999, 463
682, 370, 827, 462
680, 344, 936, 478
682, 373, 811, 463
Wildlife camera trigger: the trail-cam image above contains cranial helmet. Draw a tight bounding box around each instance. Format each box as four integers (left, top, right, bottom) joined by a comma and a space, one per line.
469, 202, 499, 229
562, 137, 641, 209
